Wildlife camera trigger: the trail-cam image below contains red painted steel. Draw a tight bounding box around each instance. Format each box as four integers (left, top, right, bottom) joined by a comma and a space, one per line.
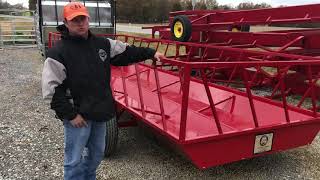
49, 27, 320, 169
145, 4, 320, 100
146, 4, 320, 38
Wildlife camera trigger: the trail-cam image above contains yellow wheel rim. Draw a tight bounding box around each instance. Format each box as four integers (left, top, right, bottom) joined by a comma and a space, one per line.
174, 21, 184, 38
231, 27, 240, 32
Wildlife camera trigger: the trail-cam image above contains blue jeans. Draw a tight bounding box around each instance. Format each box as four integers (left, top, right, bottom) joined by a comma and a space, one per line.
63, 119, 107, 180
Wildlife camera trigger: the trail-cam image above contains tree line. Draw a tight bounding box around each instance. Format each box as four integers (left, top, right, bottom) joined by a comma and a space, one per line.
116, 0, 272, 23
20, 0, 272, 23
0, 0, 24, 10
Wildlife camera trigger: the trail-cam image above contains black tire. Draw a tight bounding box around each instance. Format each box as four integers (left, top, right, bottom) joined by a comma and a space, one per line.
170, 15, 192, 42
104, 116, 119, 157
240, 24, 250, 32
229, 25, 250, 32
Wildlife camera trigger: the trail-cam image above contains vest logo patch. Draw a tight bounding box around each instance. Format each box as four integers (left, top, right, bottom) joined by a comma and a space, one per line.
98, 49, 107, 62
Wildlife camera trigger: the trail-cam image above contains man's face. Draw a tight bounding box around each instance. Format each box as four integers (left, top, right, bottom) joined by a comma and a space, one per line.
65, 15, 89, 37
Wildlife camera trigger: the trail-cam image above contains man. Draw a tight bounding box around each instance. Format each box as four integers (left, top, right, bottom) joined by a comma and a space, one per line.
41, 2, 163, 180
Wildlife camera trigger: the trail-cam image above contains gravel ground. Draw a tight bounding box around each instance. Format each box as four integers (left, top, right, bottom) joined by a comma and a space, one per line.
0, 48, 319, 180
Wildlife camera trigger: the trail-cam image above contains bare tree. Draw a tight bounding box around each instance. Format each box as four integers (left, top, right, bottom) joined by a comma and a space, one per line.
218, 4, 233, 10
254, 3, 272, 9
0, 0, 26, 11
195, 0, 207, 10
182, 0, 193, 10
237, 2, 271, 10
29, 0, 36, 10
12, 3, 24, 9
172, 1, 183, 12
206, 0, 218, 10
237, 2, 256, 9
0, 0, 10, 9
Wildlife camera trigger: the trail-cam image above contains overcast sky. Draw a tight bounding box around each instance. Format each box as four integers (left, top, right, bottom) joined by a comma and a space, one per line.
5, 0, 320, 8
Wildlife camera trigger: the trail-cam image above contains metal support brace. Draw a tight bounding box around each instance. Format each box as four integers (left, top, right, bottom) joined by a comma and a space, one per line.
12, 20, 16, 45
0, 25, 3, 47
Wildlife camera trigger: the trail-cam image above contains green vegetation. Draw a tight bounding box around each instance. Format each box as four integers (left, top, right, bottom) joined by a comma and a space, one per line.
0, 17, 10, 21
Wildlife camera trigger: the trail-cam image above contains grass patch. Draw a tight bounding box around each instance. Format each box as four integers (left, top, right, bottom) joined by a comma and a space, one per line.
0, 17, 10, 21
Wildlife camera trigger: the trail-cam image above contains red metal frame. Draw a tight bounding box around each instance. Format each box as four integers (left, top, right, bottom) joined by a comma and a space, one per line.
49, 25, 319, 168
48, 32, 320, 114
145, 4, 320, 37
144, 4, 320, 100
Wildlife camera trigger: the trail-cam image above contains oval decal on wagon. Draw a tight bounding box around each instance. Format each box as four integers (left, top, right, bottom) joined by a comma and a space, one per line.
254, 133, 274, 154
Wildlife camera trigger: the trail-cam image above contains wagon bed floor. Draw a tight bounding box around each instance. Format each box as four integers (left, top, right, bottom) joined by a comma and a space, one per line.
111, 64, 314, 141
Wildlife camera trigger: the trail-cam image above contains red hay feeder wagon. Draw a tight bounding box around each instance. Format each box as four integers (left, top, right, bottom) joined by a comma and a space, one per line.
48, 4, 320, 169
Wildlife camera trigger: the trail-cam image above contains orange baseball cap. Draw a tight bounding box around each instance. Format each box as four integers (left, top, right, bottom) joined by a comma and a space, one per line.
63, 2, 90, 21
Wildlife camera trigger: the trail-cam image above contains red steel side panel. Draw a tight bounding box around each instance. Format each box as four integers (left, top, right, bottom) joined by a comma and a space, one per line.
181, 121, 320, 169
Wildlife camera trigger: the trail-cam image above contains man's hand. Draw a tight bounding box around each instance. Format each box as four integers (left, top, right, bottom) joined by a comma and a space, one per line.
70, 114, 88, 128
154, 52, 164, 61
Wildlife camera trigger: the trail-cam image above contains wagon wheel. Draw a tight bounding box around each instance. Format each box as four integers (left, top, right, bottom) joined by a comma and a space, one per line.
229, 25, 250, 32
171, 15, 192, 42
104, 116, 119, 157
